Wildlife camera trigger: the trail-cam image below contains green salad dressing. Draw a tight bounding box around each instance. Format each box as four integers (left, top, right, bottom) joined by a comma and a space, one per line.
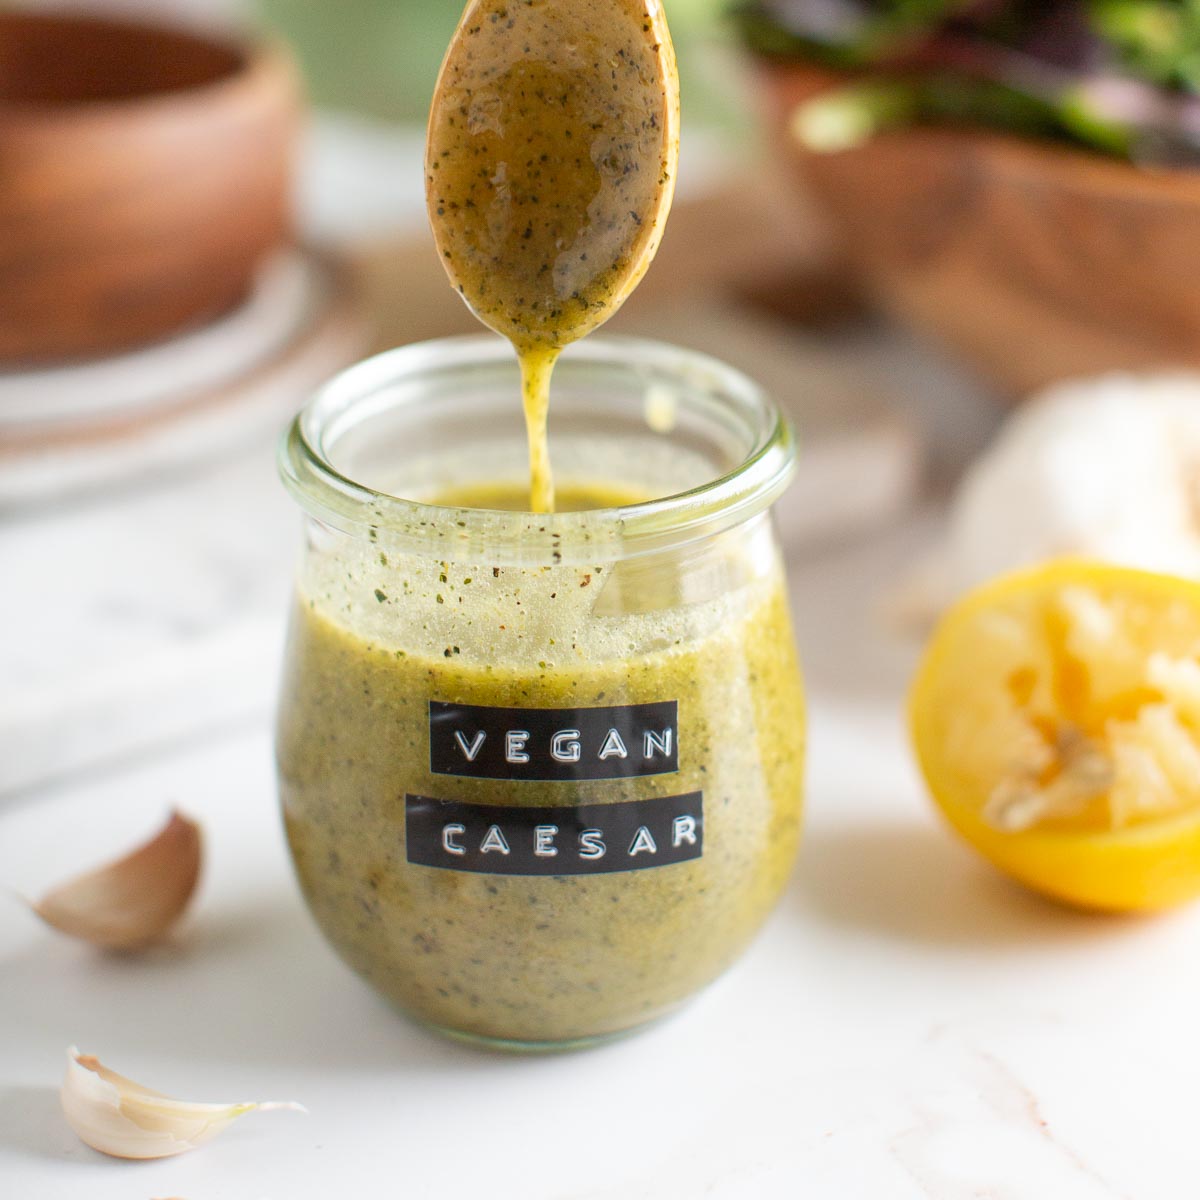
278, 0, 803, 1049
276, 483, 805, 1044
426, 0, 679, 513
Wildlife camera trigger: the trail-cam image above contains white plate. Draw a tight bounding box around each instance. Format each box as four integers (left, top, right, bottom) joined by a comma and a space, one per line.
0, 250, 368, 510
0, 253, 323, 429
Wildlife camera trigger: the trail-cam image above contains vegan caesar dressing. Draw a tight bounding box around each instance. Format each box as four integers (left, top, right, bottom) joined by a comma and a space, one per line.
425, 0, 679, 512
276, 0, 804, 1048
277, 484, 805, 1044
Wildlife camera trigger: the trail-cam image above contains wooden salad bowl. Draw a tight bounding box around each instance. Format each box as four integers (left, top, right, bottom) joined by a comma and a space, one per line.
0, 10, 301, 363
758, 59, 1200, 396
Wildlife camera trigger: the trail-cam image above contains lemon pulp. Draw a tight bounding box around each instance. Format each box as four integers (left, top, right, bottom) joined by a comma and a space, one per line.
910, 560, 1200, 910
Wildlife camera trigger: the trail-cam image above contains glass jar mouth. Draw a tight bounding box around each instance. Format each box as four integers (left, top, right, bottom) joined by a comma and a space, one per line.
279, 334, 796, 566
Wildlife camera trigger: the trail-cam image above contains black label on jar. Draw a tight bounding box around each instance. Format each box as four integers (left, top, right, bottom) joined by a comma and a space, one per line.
405, 792, 703, 876
429, 700, 679, 781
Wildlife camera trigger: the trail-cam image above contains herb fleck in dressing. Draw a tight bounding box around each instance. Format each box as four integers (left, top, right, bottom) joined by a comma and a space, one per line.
426, 0, 679, 512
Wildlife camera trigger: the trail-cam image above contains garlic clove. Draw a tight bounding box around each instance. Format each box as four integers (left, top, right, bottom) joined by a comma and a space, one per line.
61, 1048, 304, 1160
33, 810, 202, 950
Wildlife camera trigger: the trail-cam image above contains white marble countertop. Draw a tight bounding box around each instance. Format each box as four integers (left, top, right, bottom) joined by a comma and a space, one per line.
4, 499, 1198, 1199
3, 118, 1184, 1200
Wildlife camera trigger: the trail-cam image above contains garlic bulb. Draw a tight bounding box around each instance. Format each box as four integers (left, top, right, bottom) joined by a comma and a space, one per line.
902, 374, 1200, 619
61, 1048, 304, 1159
33, 810, 201, 949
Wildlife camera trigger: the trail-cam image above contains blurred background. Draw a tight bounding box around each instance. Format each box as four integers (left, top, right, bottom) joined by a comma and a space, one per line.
6, 0, 1200, 792
13, 0, 746, 122
10, 8, 1200, 1194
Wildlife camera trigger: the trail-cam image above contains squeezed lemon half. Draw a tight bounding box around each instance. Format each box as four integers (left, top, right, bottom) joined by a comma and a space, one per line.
909, 560, 1200, 911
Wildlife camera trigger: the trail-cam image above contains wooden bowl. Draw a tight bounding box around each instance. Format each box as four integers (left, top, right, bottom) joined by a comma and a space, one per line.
0, 11, 301, 363
758, 59, 1200, 396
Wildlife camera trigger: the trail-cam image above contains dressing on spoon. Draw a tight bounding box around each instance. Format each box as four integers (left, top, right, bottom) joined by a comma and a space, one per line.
426, 0, 679, 512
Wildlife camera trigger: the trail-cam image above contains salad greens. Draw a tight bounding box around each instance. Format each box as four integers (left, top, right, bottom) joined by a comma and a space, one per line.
734, 1, 1200, 161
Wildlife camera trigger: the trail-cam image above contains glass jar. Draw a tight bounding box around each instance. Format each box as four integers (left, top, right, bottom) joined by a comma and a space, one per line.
276, 334, 805, 1050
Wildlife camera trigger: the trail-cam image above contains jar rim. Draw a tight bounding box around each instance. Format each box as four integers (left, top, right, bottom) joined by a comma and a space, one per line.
279, 334, 796, 565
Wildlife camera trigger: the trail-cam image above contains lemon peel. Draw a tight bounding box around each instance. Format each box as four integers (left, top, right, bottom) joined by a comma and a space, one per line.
910, 560, 1200, 910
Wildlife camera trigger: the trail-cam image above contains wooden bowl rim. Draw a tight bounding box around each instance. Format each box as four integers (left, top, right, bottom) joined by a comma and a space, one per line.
757, 53, 1200, 203
0, 9, 295, 125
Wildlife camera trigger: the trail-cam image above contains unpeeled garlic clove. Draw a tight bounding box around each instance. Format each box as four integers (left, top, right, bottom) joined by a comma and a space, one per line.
61, 1048, 304, 1160
33, 810, 202, 950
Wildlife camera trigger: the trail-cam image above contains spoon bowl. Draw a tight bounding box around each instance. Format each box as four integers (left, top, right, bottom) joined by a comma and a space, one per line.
425, 0, 679, 353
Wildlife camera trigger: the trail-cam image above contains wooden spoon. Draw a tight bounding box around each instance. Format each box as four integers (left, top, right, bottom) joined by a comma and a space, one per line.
426, 0, 680, 512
